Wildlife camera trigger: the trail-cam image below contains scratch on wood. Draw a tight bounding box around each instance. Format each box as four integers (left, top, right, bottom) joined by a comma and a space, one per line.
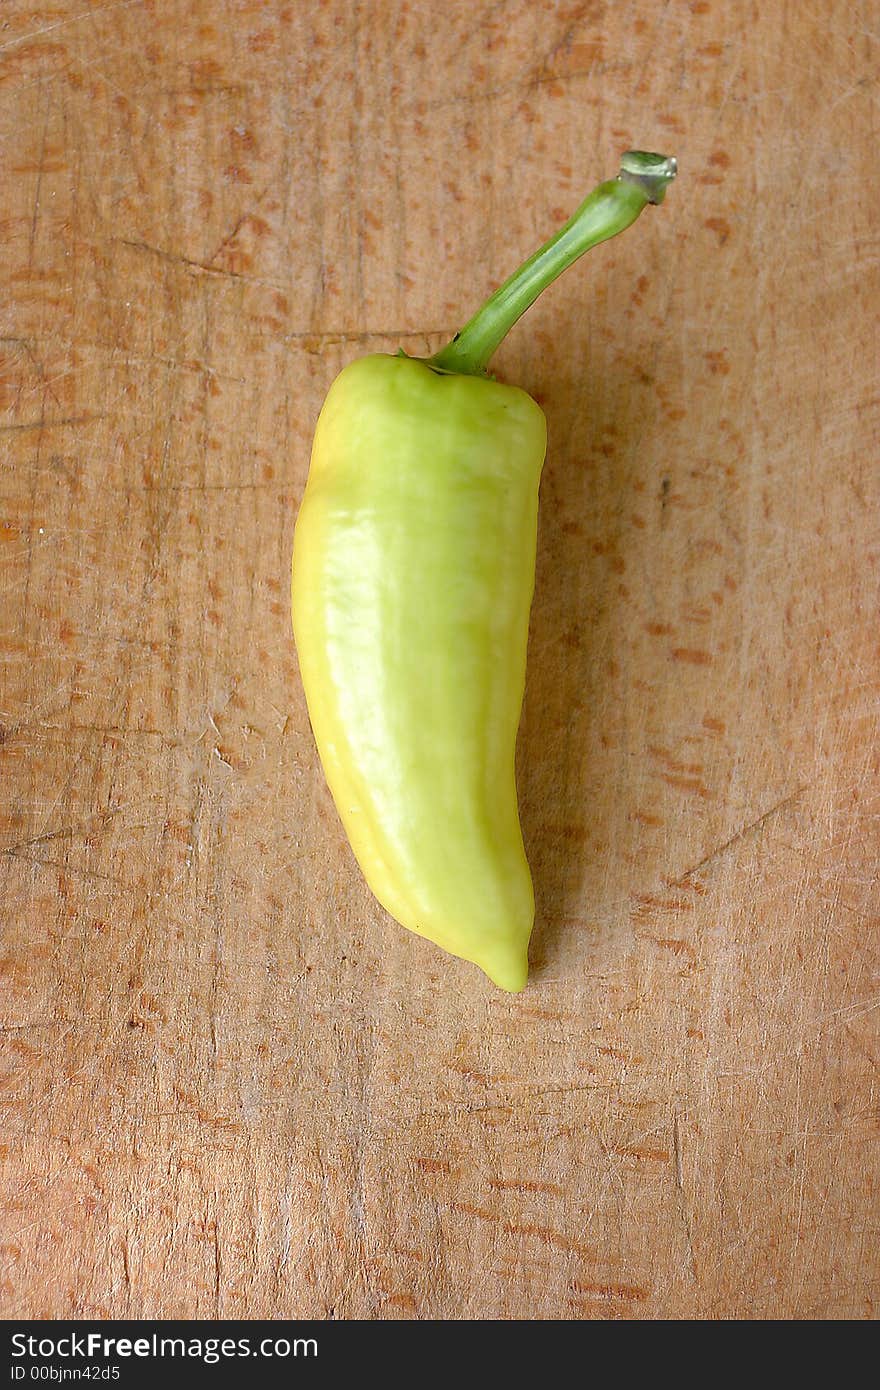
680, 784, 809, 881
673, 1111, 684, 1191
213, 1222, 221, 1318
0, 0, 145, 55
0, 415, 103, 434
673, 1111, 697, 1281
116, 237, 287, 292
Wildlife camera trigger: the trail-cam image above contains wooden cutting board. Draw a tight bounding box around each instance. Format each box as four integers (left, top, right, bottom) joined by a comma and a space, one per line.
1, 0, 877, 1320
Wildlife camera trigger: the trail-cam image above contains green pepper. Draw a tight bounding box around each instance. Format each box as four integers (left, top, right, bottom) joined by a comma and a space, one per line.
292, 152, 676, 991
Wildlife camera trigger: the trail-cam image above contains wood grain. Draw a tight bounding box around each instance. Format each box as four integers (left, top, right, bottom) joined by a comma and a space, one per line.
1, 0, 878, 1320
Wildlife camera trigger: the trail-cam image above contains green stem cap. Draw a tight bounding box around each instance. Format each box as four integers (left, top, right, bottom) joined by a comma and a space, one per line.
428, 151, 677, 377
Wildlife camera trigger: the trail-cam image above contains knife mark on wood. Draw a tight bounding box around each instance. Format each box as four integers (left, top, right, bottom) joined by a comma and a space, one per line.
673, 1110, 697, 1281
0, 415, 103, 433
679, 784, 809, 880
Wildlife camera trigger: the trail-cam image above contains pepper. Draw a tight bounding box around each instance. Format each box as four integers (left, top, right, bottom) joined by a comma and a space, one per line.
292, 151, 676, 991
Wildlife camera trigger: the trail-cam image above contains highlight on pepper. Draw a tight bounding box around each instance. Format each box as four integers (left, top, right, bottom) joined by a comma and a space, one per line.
292, 151, 677, 992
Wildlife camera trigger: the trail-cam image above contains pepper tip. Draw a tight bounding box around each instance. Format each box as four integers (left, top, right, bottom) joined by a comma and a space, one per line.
481, 947, 529, 994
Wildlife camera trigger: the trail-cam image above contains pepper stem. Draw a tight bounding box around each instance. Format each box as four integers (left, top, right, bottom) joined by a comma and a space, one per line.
428, 151, 677, 377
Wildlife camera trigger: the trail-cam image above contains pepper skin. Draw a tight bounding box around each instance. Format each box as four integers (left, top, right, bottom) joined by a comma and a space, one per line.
293, 355, 546, 991
292, 152, 676, 990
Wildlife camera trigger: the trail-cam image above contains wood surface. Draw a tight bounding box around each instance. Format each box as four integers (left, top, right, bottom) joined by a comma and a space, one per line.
1, 0, 878, 1321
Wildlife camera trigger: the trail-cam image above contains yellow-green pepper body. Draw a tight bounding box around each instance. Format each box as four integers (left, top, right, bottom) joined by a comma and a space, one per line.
292, 354, 546, 991
290, 152, 676, 992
